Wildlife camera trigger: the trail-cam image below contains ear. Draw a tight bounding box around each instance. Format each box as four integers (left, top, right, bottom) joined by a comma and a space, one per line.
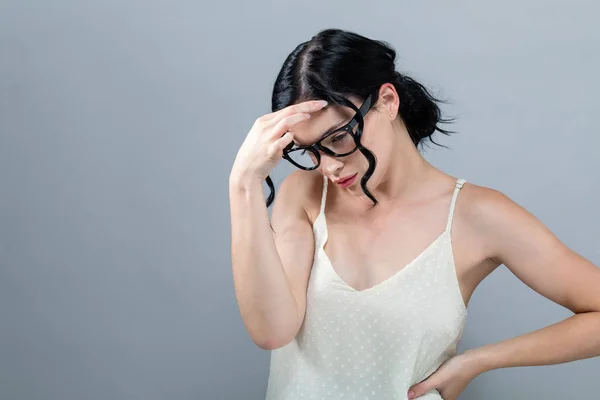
377, 83, 400, 117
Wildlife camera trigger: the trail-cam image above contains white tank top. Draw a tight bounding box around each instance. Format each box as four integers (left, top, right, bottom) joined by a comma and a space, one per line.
265, 176, 468, 400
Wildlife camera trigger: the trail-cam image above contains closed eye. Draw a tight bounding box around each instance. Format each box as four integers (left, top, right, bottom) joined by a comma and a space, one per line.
331, 133, 348, 142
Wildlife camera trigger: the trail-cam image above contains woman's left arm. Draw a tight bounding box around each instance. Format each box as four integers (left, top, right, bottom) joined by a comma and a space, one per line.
407, 186, 600, 399
464, 187, 600, 373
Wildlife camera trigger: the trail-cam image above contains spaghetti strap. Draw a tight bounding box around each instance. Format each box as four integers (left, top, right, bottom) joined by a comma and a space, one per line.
319, 174, 328, 215
445, 178, 467, 233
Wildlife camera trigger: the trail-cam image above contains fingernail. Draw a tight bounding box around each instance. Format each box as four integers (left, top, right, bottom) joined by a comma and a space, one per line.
317, 100, 328, 107
408, 390, 415, 398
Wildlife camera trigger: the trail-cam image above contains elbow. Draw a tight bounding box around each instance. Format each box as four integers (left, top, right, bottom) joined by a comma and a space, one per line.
251, 322, 300, 350
254, 333, 295, 351
248, 308, 303, 350
254, 338, 279, 351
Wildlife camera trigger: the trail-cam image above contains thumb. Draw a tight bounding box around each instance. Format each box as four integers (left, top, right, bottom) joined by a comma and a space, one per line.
407, 382, 434, 399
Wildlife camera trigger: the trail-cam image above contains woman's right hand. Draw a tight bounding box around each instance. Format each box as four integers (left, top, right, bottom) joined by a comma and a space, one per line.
230, 99, 328, 183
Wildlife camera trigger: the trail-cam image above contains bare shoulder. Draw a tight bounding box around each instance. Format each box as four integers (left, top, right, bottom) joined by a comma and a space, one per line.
455, 179, 600, 313
456, 178, 564, 266
445, 181, 502, 262
453, 180, 525, 260
271, 169, 324, 230
454, 180, 511, 226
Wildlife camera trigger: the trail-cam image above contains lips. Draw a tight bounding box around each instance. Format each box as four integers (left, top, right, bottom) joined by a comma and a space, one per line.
335, 173, 357, 184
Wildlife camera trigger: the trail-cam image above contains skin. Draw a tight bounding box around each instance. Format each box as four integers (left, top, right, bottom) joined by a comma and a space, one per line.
278, 83, 600, 399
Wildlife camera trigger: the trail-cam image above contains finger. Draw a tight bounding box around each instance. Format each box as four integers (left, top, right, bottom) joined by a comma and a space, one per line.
273, 131, 295, 151
263, 100, 328, 122
268, 112, 311, 140
407, 384, 423, 399
408, 385, 437, 399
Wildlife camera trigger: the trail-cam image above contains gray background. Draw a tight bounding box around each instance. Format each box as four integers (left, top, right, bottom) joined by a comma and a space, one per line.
1, 1, 598, 399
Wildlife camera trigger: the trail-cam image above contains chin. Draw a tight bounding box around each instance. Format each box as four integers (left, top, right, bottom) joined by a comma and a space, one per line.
350, 176, 367, 193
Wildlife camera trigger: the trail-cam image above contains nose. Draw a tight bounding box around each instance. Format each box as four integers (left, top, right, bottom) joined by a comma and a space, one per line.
320, 153, 344, 176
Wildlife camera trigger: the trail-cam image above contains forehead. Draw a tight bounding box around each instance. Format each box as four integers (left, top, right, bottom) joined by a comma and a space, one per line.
289, 103, 357, 146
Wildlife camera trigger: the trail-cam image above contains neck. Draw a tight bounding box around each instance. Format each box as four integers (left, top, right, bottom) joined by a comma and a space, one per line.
381, 152, 431, 200
357, 134, 438, 210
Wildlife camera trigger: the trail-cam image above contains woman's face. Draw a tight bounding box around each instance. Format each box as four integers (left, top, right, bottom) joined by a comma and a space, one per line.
289, 85, 399, 196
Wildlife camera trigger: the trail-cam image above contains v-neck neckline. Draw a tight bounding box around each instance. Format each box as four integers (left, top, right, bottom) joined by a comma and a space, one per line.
316, 211, 450, 294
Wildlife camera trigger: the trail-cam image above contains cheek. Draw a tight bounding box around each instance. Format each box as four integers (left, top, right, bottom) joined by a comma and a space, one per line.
366, 132, 393, 162
355, 135, 384, 163
358, 127, 375, 147
347, 148, 372, 173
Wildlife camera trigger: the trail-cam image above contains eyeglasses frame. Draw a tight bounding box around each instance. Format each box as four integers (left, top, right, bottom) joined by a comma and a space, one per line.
281, 91, 376, 171
264, 90, 378, 209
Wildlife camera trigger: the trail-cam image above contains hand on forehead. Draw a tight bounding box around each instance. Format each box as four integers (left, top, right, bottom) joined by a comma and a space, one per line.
290, 101, 359, 146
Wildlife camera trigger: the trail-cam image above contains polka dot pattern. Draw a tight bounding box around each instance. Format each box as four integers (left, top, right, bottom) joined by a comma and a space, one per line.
265, 177, 468, 400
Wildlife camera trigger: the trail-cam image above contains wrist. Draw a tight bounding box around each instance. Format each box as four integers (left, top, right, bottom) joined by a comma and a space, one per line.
229, 170, 264, 191
462, 347, 495, 376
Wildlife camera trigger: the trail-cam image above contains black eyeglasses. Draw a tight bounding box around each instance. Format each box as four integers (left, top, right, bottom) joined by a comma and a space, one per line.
281, 92, 376, 170
264, 91, 377, 208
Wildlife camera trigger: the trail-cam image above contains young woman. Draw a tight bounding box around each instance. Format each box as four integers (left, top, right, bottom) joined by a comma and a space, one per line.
229, 28, 600, 400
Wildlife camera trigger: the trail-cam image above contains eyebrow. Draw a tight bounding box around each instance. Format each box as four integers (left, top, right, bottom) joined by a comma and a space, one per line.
321, 119, 350, 138
294, 118, 350, 147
